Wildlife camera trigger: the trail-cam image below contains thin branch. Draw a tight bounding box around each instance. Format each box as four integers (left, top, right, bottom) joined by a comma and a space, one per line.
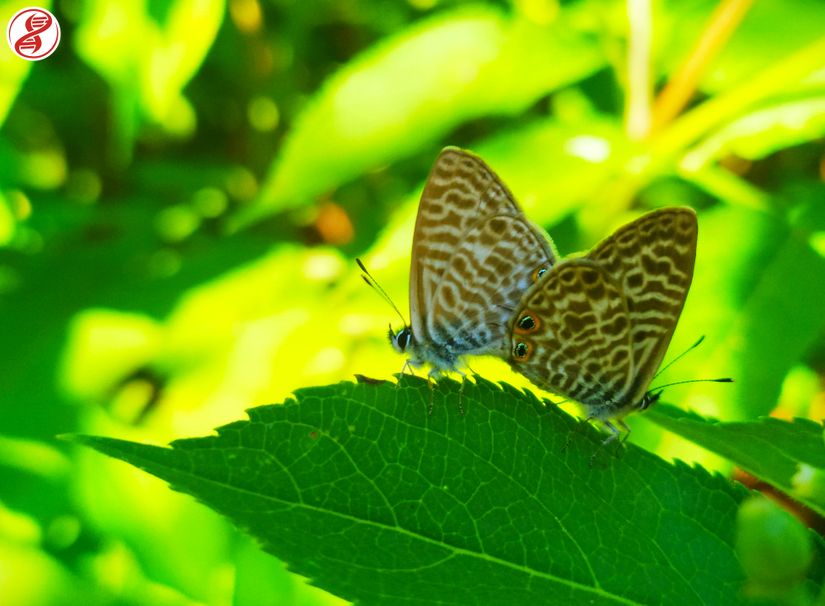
651, 0, 755, 133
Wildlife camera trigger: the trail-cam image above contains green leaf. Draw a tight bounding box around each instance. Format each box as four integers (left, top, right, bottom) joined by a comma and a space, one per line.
74, 0, 225, 162
683, 94, 825, 167
241, 5, 604, 225
649, 36, 825, 164
645, 405, 825, 517
72, 377, 747, 605
466, 116, 628, 227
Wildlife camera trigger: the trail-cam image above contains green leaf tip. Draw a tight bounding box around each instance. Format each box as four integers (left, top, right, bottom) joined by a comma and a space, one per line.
77, 378, 750, 605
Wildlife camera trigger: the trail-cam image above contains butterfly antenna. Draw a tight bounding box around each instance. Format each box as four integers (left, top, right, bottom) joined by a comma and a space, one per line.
653, 335, 706, 380
356, 258, 408, 326
652, 377, 734, 392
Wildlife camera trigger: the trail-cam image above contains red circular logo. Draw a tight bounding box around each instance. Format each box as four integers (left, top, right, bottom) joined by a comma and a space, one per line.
7, 7, 61, 61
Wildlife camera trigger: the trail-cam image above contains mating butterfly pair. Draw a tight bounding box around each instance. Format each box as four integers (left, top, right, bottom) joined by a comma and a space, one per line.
365, 147, 699, 440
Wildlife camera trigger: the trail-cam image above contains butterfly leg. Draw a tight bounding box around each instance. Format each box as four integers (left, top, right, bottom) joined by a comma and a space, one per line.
397, 358, 423, 392
601, 421, 621, 444
399, 359, 418, 382
617, 419, 632, 444
588, 421, 623, 468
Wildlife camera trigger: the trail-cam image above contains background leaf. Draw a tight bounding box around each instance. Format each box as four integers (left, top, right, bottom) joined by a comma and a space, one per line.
243, 4, 604, 223
661, 204, 825, 420
647, 405, 825, 516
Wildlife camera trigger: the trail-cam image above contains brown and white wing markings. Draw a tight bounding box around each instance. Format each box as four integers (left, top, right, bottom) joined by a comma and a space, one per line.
409, 147, 527, 340
586, 207, 697, 404
509, 260, 634, 417
427, 214, 557, 357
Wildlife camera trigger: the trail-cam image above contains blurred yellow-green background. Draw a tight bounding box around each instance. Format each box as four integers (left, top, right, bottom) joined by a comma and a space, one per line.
1, 0, 824, 603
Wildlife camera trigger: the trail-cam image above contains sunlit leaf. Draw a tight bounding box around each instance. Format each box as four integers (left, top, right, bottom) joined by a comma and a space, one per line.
242, 4, 604, 224
73, 422, 237, 604
648, 36, 825, 168
683, 95, 825, 167
0, 540, 96, 605
0, 190, 15, 246
73, 377, 748, 605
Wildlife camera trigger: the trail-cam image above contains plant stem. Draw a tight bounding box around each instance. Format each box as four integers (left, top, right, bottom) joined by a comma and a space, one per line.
626, 0, 653, 140
648, 35, 825, 164
651, 0, 754, 133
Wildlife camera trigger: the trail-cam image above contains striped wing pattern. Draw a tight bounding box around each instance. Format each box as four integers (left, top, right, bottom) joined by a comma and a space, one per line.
428, 214, 557, 357
409, 148, 556, 366
587, 207, 697, 406
508, 208, 697, 419
509, 260, 634, 418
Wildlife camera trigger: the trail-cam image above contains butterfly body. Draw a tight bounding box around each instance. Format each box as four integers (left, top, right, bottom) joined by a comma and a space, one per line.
391, 326, 458, 375
394, 147, 557, 379
509, 207, 698, 426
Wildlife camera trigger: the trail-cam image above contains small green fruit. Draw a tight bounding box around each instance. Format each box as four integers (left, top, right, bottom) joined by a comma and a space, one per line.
736, 496, 812, 586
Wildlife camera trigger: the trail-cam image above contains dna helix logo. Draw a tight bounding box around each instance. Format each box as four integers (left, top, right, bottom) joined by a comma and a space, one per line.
6, 7, 61, 61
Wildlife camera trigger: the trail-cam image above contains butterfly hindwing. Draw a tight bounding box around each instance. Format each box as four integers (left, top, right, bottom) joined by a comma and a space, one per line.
509, 259, 634, 417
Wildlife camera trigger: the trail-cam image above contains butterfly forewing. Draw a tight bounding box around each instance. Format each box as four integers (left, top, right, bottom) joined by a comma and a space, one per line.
428, 214, 557, 357
405, 147, 557, 371
509, 260, 634, 415
410, 148, 533, 341
586, 207, 697, 403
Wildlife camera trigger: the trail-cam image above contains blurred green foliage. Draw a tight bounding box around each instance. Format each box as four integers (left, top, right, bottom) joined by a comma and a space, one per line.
1, 0, 824, 604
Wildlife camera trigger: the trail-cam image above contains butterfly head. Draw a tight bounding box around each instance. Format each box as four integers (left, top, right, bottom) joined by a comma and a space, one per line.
389, 324, 412, 354
638, 390, 662, 411
641, 375, 733, 411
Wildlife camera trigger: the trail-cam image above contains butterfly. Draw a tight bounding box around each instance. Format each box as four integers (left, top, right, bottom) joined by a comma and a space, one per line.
361, 147, 557, 387
507, 207, 701, 441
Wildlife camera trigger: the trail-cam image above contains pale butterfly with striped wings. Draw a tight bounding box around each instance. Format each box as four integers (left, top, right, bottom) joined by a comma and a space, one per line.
507, 207, 727, 442
361, 147, 557, 387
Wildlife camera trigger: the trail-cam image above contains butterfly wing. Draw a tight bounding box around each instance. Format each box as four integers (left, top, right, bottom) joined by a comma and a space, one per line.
586, 207, 698, 403
409, 147, 530, 343
426, 214, 556, 357
508, 259, 635, 419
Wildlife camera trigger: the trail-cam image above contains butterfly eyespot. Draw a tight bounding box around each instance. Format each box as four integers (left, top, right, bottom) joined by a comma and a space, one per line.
513, 341, 531, 360
515, 313, 540, 334
532, 266, 548, 282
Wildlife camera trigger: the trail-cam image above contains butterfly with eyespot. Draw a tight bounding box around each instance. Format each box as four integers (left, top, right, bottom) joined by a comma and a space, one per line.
507, 207, 731, 443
